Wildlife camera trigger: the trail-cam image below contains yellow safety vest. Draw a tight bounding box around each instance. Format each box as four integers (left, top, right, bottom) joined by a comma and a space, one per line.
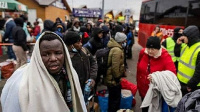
166, 37, 179, 62
177, 42, 200, 86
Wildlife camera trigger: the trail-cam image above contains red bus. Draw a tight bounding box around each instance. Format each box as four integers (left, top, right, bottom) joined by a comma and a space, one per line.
138, 0, 200, 47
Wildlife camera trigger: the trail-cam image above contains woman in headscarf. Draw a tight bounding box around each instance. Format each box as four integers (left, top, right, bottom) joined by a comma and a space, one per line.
1, 31, 87, 112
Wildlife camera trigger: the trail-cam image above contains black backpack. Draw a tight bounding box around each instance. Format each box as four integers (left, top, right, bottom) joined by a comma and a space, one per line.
95, 47, 111, 78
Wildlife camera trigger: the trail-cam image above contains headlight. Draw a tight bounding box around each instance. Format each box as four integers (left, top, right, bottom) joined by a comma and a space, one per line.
136, 27, 139, 31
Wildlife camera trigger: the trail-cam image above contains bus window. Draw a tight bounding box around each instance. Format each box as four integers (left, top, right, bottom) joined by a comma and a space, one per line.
187, 1, 200, 29
138, 0, 200, 48
140, 0, 157, 24
155, 0, 188, 26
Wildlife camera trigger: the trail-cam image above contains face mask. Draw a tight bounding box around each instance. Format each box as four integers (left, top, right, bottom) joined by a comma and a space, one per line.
57, 28, 62, 32
122, 42, 126, 48
71, 45, 78, 53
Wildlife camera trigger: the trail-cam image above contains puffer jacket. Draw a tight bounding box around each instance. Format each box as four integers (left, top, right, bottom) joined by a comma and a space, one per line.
104, 38, 125, 86
85, 27, 104, 55
174, 25, 200, 91
70, 47, 97, 91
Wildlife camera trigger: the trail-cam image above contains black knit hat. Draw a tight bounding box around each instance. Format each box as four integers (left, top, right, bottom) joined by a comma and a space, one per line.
14, 18, 24, 27
146, 36, 161, 49
115, 25, 123, 32
64, 31, 81, 45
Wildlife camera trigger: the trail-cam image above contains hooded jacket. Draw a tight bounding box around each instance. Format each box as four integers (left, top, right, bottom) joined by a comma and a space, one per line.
69, 47, 97, 91
42, 20, 54, 33
80, 26, 90, 45
37, 18, 43, 33
85, 27, 104, 55
176, 89, 200, 112
3, 18, 16, 42
12, 18, 27, 51
104, 38, 125, 86
175, 25, 200, 91
102, 25, 110, 47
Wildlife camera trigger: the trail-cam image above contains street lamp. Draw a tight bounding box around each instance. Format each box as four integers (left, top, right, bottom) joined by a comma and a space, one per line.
102, 0, 104, 21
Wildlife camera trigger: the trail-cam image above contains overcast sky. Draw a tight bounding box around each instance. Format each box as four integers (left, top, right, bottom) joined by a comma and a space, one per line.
66, 0, 143, 20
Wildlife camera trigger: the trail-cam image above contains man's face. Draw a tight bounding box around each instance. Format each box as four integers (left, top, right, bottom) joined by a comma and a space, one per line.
73, 40, 82, 50
74, 23, 79, 28
98, 32, 103, 38
40, 39, 64, 75
86, 24, 91, 29
155, 27, 160, 32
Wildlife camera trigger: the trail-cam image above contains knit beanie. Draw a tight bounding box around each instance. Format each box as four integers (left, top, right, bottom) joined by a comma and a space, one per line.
115, 32, 127, 42
146, 36, 161, 49
115, 25, 123, 32
64, 31, 81, 45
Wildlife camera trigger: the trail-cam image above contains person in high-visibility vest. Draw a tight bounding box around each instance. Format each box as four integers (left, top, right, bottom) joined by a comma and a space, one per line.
175, 25, 200, 96
162, 27, 184, 69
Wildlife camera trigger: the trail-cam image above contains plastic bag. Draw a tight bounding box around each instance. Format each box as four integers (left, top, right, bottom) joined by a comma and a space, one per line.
97, 90, 109, 112
0, 61, 14, 79
121, 78, 137, 106
120, 89, 133, 109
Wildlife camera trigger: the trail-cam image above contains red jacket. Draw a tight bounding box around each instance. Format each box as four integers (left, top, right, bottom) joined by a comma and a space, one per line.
137, 48, 176, 98
31, 25, 40, 36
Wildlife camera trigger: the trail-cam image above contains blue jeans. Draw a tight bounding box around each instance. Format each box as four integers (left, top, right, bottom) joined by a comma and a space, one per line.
7, 39, 16, 60
162, 98, 176, 112
7, 45, 16, 60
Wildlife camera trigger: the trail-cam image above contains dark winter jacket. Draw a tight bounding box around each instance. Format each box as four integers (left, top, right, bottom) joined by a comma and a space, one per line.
174, 25, 200, 91
86, 23, 92, 36
85, 27, 104, 55
12, 18, 27, 51
70, 47, 97, 91
104, 38, 125, 86
176, 89, 200, 112
127, 31, 134, 46
3, 18, 16, 43
102, 25, 110, 47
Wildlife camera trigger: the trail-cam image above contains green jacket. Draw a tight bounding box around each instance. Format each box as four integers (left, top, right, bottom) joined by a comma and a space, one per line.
104, 38, 125, 86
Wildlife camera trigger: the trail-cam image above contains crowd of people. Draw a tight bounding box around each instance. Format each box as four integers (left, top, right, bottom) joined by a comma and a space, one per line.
1, 14, 200, 112
0, 15, 135, 112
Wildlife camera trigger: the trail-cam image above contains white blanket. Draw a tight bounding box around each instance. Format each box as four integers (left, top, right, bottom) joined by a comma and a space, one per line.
141, 70, 182, 112
1, 32, 87, 112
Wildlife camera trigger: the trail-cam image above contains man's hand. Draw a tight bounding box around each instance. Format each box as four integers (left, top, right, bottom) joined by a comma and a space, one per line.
147, 74, 152, 82
86, 79, 95, 87
176, 36, 185, 44
26, 50, 29, 54
187, 87, 192, 92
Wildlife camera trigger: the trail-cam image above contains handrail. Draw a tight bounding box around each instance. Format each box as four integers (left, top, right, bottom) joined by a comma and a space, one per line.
0, 43, 35, 46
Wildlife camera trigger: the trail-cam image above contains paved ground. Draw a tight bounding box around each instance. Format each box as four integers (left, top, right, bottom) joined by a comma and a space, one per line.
0, 37, 143, 112
126, 38, 143, 112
